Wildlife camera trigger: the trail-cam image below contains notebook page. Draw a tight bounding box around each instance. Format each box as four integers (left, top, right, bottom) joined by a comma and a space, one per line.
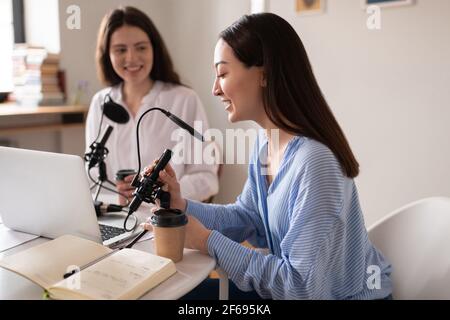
50, 248, 176, 300
0, 235, 111, 288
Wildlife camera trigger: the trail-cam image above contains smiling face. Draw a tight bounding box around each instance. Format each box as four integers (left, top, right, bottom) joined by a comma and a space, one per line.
109, 25, 153, 86
212, 39, 266, 124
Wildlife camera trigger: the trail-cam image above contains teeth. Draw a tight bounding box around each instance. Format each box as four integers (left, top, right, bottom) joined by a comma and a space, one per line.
126, 66, 141, 71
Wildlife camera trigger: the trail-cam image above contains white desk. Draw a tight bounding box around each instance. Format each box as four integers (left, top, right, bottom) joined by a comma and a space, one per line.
0, 191, 229, 300
0, 234, 227, 300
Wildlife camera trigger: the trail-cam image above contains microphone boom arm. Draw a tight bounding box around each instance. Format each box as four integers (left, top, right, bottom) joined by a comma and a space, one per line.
133, 108, 204, 180
124, 107, 204, 222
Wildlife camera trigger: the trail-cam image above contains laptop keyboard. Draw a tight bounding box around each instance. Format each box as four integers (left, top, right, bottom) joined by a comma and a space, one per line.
99, 224, 127, 241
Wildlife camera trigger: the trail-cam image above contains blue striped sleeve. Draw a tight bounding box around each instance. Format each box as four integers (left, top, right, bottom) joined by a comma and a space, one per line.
206, 145, 362, 299
187, 137, 385, 299
186, 164, 267, 245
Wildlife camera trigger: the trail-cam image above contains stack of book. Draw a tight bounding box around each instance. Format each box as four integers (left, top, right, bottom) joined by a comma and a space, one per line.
12, 44, 65, 106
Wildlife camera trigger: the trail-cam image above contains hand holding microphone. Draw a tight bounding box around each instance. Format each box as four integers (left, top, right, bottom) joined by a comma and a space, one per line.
142, 161, 187, 212
127, 149, 173, 216
140, 161, 210, 255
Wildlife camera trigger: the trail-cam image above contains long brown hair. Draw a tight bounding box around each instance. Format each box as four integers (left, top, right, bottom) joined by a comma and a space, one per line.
96, 6, 181, 86
220, 13, 359, 178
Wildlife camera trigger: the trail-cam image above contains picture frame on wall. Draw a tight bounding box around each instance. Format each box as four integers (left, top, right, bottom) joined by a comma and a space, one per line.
363, 0, 414, 8
296, 0, 325, 16
251, 0, 268, 14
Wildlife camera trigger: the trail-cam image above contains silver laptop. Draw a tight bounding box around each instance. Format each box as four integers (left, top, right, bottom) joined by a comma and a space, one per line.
0, 147, 140, 247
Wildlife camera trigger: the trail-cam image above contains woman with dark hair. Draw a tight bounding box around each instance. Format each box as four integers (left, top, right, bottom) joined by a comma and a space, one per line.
86, 7, 219, 205
144, 13, 392, 299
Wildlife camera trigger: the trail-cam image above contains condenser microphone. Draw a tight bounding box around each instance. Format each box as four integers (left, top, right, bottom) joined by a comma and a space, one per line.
128, 149, 173, 215
166, 112, 204, 142
86, 125, 113, 169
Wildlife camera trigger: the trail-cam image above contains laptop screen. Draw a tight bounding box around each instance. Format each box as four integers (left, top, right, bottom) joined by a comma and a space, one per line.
0, 147, 104, 243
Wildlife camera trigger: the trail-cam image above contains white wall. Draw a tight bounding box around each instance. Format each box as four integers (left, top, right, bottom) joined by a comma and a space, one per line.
58, 0, 450, 226
159, 0, 257, 206
270, 0, 450, 226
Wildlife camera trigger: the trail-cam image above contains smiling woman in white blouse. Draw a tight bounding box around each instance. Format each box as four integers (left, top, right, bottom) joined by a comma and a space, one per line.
85, 6, 218, 205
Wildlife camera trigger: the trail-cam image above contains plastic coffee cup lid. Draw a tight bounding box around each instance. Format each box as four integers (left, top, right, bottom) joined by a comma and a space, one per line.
150, 208, 188, 227
115, 169, 137, 180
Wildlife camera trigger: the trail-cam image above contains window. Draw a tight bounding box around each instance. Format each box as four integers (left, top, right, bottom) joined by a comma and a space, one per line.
0, 0, 14, 93
0, 0, 25, 95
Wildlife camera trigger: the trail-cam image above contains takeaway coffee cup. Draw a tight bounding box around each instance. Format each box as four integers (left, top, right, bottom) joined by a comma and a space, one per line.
115, 169, 137, 206
150, 208, 188, 263
115, 169, 137, 181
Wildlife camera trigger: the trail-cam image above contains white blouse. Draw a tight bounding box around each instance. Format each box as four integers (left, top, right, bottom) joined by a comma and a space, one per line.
85, 81, 219, 202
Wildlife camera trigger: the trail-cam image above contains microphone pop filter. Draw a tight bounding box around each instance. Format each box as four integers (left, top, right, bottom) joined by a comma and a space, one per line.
103, 95, 130, 124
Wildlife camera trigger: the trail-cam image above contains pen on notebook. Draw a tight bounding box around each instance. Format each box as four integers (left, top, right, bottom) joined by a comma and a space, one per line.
63, 248, 120, 279
63, 227, 151, 279
125, 229, 148, 249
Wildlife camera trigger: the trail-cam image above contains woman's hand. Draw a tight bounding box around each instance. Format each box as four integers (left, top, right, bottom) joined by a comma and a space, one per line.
184, 215, 211, 254
116, 174, 136, 206
143, 162, 186, 211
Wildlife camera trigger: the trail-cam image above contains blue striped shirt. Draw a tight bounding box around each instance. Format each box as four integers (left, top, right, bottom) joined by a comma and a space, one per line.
186, 133, 392, 299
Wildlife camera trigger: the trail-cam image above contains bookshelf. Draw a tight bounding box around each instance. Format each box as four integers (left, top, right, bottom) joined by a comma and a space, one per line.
0, 103, 88, 135
12, 45, 65, 106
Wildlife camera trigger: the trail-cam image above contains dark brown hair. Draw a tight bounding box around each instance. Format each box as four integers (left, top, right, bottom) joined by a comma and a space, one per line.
220, 13, 359, 178
96, 6, 181, 86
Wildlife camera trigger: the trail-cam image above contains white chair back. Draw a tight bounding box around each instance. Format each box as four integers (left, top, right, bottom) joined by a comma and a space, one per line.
368, 197, 450, 299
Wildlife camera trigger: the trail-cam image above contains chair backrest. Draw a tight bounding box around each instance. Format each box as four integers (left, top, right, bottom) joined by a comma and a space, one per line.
368, 197, 450, 299
203, 163, 223, 204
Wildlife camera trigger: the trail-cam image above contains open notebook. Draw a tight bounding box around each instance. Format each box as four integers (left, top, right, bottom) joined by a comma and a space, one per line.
0, 235, 176, 300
